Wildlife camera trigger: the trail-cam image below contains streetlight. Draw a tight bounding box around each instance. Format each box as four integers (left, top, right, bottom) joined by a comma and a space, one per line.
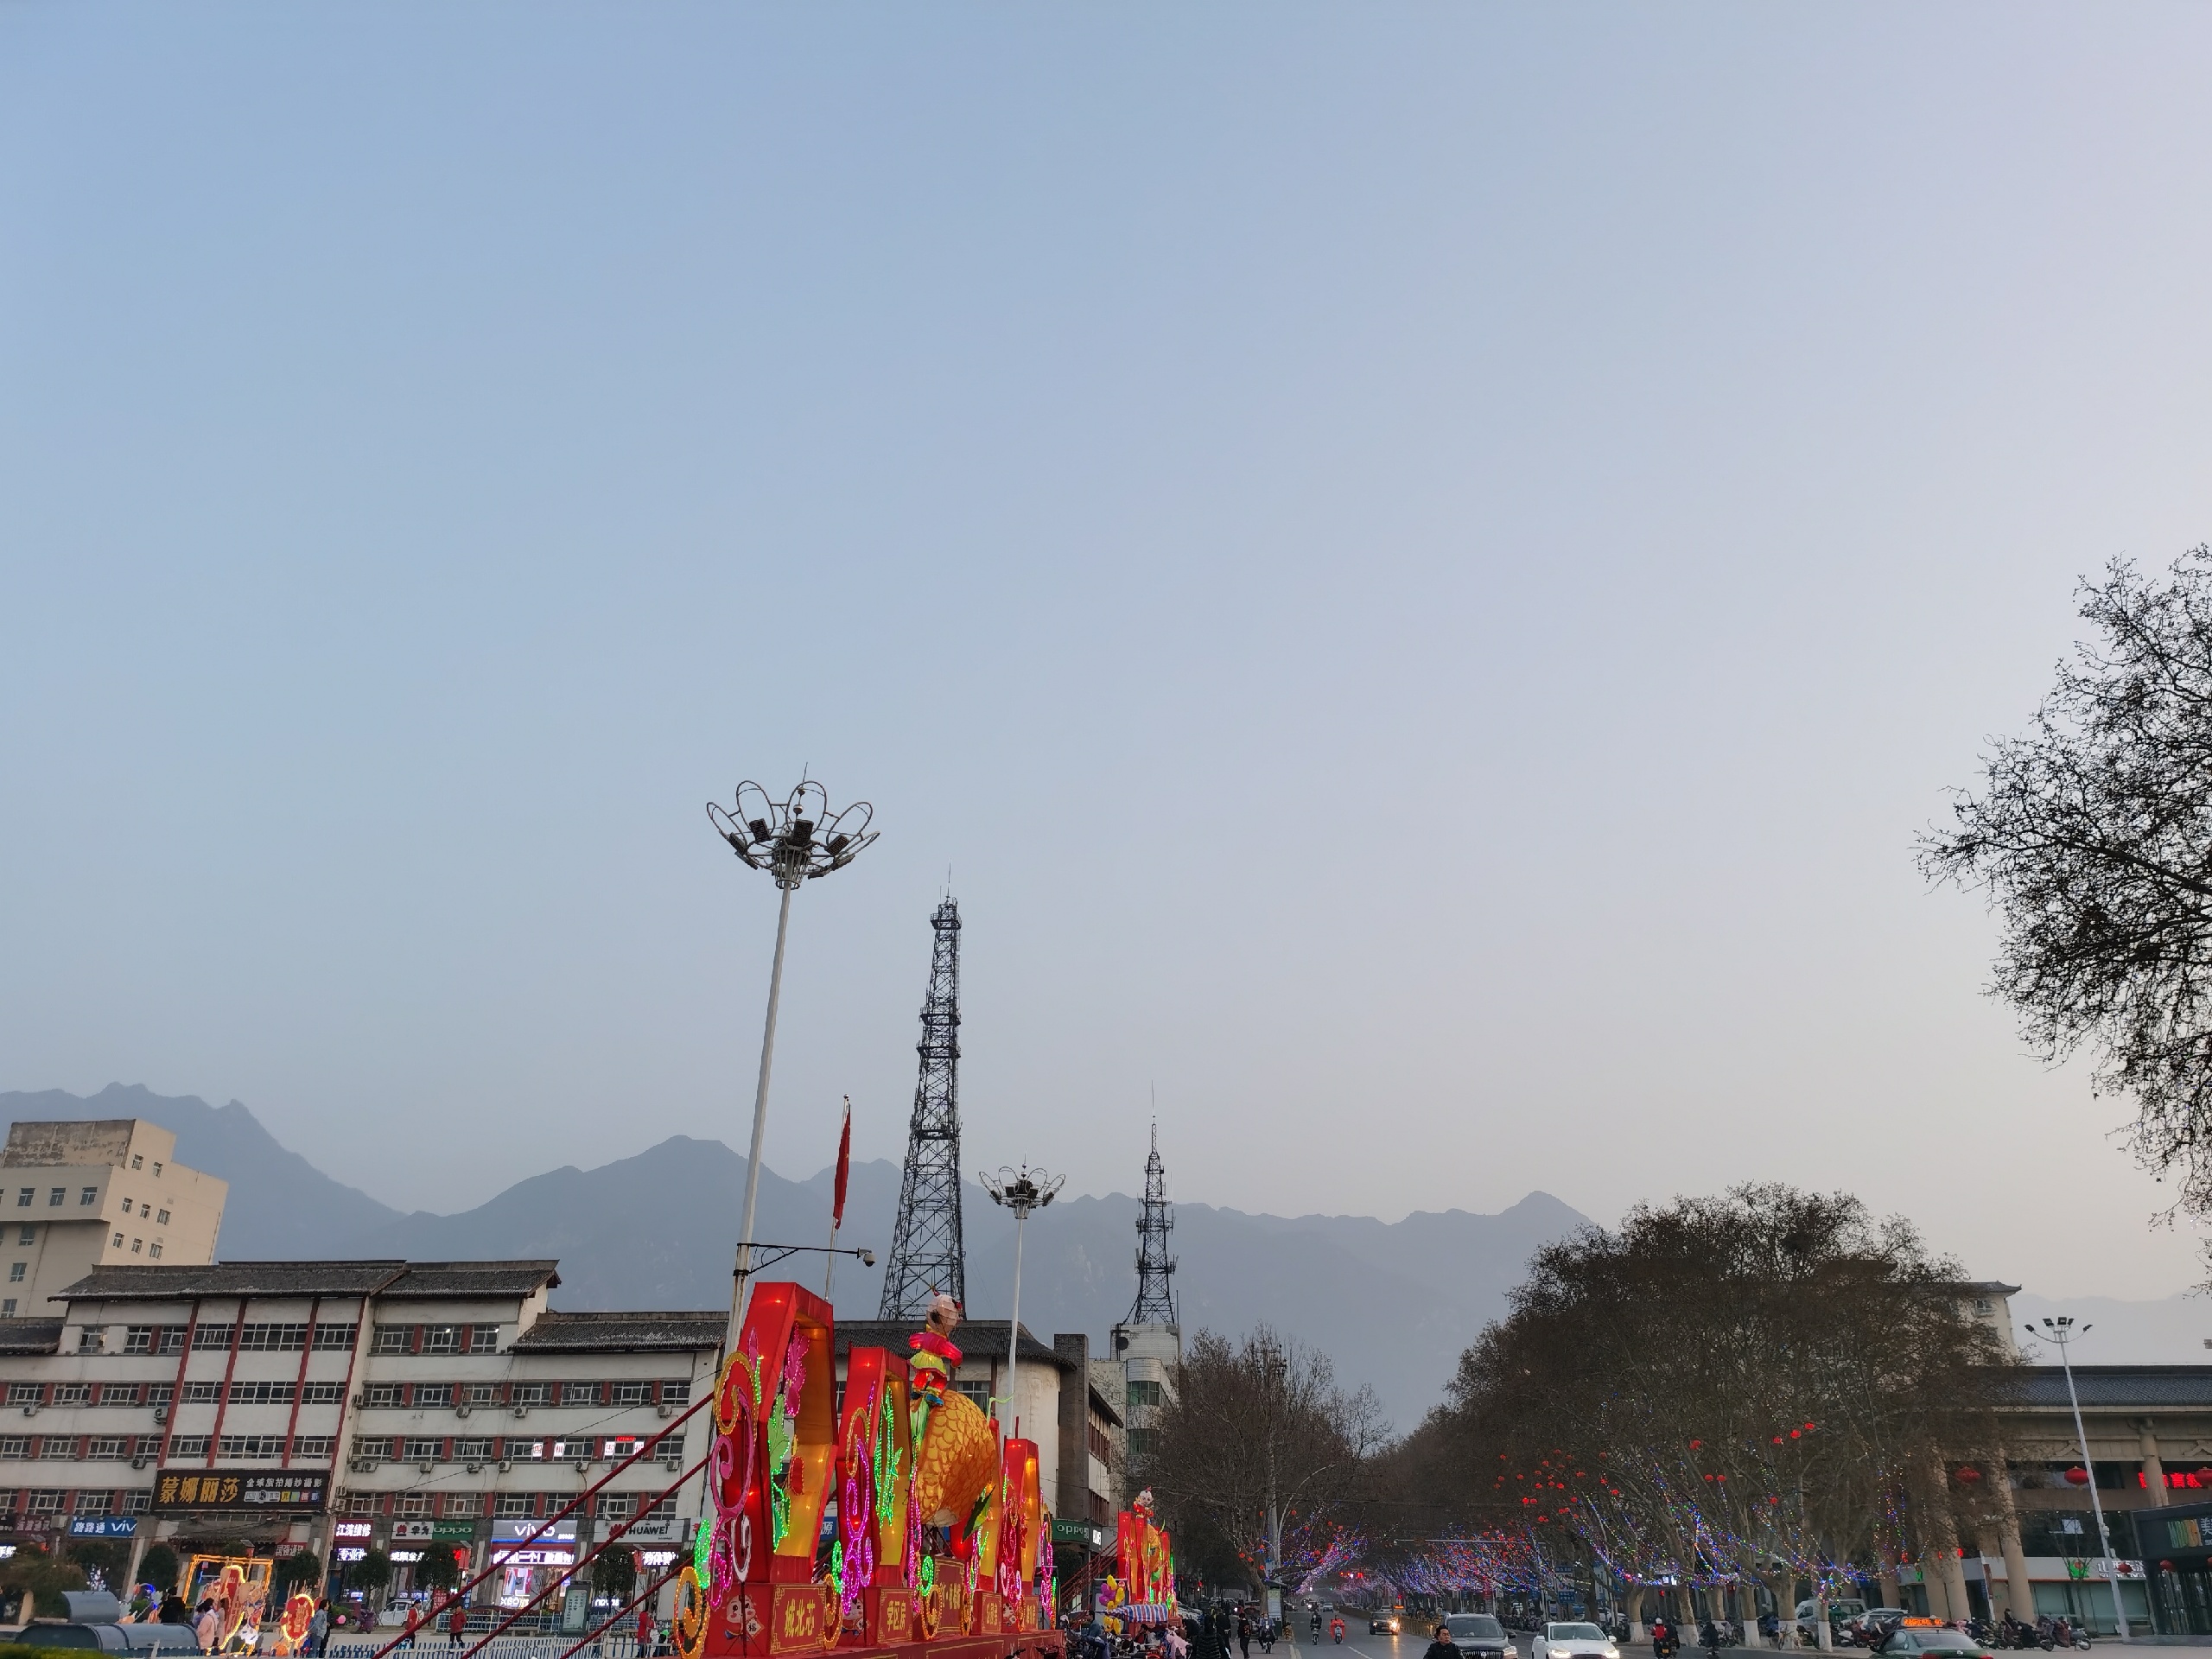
2029, 1316, 2130, 1641
708, 779, 878, 1347
980, 1164, 1064, 1440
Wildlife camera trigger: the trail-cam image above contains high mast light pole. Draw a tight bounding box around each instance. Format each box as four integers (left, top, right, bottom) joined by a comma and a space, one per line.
708, 779, 878, 1351
980, 1164, 1064, 1440
2031, 1316, 2131, 1642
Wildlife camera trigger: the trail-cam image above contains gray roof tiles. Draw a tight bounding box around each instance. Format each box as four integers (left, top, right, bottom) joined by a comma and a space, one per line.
2015, 1366, 2212, 1408
0, 1319, 62, 1356
832, 1319, 1074, 1371
55, 1259, 562, 1303
510, 1312, 725, 1353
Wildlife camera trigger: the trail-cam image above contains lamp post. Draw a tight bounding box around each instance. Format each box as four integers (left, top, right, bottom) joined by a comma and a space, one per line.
2031, 1316, 2130, 1641
980, 1165, 1064, 1440
708, 779, 877, 1349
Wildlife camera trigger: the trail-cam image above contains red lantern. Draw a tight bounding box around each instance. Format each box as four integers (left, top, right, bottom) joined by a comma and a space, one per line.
2065, 1466, 2091, 1486
2196, 1467, 2212, 1485
1955, 1466, 1983, 1484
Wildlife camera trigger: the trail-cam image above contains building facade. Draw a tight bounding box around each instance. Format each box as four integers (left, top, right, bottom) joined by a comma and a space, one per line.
0, 1121, 226, 1316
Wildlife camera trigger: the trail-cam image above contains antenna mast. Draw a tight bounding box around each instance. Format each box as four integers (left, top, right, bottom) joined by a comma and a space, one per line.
880, 898, 968, 1317
1127, 1121, 1178, 1324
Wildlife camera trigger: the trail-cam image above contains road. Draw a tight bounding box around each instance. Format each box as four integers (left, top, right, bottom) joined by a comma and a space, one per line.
1281, 1624, 1416, 1659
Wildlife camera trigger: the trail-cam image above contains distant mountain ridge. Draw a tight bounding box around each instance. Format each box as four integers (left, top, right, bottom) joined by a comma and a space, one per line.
2, 1084, 1586, 1427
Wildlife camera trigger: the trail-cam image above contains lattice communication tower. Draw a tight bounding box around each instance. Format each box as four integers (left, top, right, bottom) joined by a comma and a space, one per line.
880, 897, 968, 1318
1127, 1121, 1178, 1324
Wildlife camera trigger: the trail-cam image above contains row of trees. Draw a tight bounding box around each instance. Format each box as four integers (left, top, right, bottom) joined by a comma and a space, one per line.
1135, 1185, 2028, 1617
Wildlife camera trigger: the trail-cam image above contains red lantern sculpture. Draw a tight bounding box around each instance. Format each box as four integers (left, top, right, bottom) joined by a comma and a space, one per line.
1955, 1467, 1982, 1484
2065, 1465, 2091, 1486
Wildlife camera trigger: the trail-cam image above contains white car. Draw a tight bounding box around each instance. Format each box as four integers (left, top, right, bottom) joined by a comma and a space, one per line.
1529, 1623, 1619, 1659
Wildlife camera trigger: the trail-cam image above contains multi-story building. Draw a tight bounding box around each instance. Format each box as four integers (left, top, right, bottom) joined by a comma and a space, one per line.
0, 1121, 226, 1316
0, 1260, 719, 1618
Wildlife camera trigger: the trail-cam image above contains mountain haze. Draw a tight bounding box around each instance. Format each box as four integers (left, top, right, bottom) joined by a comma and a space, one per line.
3, 1086, 1584, 1425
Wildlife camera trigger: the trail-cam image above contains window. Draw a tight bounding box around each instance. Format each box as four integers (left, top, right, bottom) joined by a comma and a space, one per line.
495, 1493, 533, 1518
52, 1384, 89, 1406
156, 1210, 169, 1224
658, 1433, 684, 1465
35, 1437, 74, 1459
130, 1155, 142, 1172
25, 1491, 63, 1513
1126, 1380, 1164, 1410
362, 1384, 402, 1408
133, 1436, 161, 1458
97, 1383, 139, 1407
468, 1327, 499, 1354
111, 1233, 123, 1248
6, 1266, 22, 1285
181, 1382, 219, 1404
14, 1191, 28, 1209
119, 1200, 132, 1217
312, 1323, 358, 1351
1, 1300, 14, 1318
394, 1493, 429, 1518
226, 1382, 295, 1405
153, 1328, 183, 1356
130, 1239, 142, 1254
151, 1162, 162, 1178
556, 1439, 593, 1463
301, 1382, 344, 1405
561, 1381, 601, 1406
122, 1490, 149, 1514
606, 1437, 641, 1461
73, 1491, 110, 1514
509, 1440, 544, 1461
86, 1438, 128, 1460
1126, 1428, 1152, 1460
149, 1244, 161, 1259
123, 1327, 155, 1355
82, 1189, 99, 1207
353, 1438, 393, 1462
954, 1379, 991, 1409
13, 1229, 28, 1247
344, 1492, 378, 1515
292, 1436, 334, 1459
597, 1493, 637, 1521
47, 1190, 61, 1208
464, 1383, 501, 1406
510, 1382, 550, 1407
216, 1435, 283, 1459
145, 1385, 174, 1406
422, 1326, 461, 1355
77, 1327, 105, 1353
453, 1438, 492, 1461
238, 1323, 308, 1352
192, 1324, 234, 1350
372, 1325, 412, 1355
168, 1436, 209, 1458
613, 1382, 650, 1407
410, 1384, 451, 1408
403, 1438, 444, 1462
0, 1439, 29, 1459
6, 1385, 41, 1407
659, 1382, 690, 1405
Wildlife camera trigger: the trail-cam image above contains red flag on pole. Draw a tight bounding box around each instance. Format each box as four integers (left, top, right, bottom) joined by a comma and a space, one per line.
832, 1097, 852, 1228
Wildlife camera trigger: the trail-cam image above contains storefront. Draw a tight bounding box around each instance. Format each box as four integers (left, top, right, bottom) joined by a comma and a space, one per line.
489, 1517, 578, 1611
2135, 1500, 2212, 1634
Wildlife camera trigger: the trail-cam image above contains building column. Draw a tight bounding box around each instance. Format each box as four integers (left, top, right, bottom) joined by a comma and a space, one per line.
2139, 1421, 2168, 1509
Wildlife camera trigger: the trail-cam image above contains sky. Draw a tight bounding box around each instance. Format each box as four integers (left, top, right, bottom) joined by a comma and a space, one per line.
6, 4, 2212, 1308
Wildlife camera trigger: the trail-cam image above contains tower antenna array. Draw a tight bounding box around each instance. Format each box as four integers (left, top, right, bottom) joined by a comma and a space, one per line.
880, 898, 968, 1317
1127, 1120, 1178, 1325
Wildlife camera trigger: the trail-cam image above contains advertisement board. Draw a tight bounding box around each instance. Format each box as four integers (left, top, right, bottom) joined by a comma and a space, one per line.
152, 1471, 329, 1513
67, 1517, 138, 1538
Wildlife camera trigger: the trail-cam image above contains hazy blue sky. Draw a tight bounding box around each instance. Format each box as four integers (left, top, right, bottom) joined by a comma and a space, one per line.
7, 6, 2212, 1306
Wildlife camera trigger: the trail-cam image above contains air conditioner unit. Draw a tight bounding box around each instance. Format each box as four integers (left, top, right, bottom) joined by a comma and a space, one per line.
130, 1457, 147, 1471
465, 1462, 482, 1474
656, 1403, 675, 1419
152, 1408, 168, 1423
417, 1462, 434, 1475
346, 1459, 369, 1473
455, 1404, 471, 1419
19, 1405, 35, 1418
498, 1460, 512, 1473
512, 1405, 529, 1419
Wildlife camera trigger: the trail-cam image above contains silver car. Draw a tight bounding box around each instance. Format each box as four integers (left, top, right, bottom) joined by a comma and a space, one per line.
1529, 1624, 1619, 1659
1443, 1615, 1517, 1659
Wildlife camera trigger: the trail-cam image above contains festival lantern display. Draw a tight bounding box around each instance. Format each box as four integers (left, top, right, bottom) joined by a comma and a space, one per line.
1095, 1489, 1177, 1627
673, 1282, 1062, 1659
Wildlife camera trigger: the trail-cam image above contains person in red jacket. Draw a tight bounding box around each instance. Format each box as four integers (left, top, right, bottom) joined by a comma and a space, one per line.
447, 1597, 468, 1646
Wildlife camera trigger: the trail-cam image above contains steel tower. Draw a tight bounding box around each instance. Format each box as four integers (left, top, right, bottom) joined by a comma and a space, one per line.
1126, 1122, 1178, 1324
879, 898, 968, 1318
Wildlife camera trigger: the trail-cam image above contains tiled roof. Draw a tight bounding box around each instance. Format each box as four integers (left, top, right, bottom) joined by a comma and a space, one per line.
512, 1312, 725, 1353
0, 1319, 63, 1356
381, 1262, 562, 1298
57, 1259, 563, 1302
60, 1262, 410, 1300
833, 1320, 1074, 1371
2014, 1366, 2212, 1408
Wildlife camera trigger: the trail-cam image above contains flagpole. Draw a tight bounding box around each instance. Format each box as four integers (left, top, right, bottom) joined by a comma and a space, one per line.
825, 1096, 852, 1300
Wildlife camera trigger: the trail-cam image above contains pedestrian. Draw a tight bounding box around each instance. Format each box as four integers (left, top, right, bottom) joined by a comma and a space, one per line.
194, 1599, 219, 1655
448, 1596, 467, 1648
1426, 1626, 1459, 1659
638, 1604, 656, 1657
1239, 1611, 1252, 1659
309, 1600, 330, 1657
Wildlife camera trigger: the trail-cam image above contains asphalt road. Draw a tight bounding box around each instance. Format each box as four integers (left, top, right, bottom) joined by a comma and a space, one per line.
1282, 1623, 1414, 1659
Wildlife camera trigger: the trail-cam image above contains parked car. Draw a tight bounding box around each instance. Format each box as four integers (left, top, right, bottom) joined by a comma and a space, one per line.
1529, 1623, 1620, 1659
1444, 1614, 1518, 1659
1875, 1627, 1996, 1659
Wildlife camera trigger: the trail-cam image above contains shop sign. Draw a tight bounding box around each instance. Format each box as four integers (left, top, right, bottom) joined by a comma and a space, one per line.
334, 1522, 373, 1540
493, 1518, 577, 1544
623, 1513, 693, 1544
392, 1521, 435, 1542
493, 1547, 575, 1567
431, 1521, 475, 1542
67, 1517, 138, 1538
152, 1470, 329, 1513
1051, 1519, 1109, 1549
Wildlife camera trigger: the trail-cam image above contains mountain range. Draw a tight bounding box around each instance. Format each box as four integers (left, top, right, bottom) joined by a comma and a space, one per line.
16, 1084, 2204, 1425
0, 1084, 1594, 1426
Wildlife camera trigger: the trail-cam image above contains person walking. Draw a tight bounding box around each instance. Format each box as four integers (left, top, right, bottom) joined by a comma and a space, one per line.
194, 1600, 219, 1655
638, 1604, 656, 1658
308, 1600, 329, 1657
447, 1596, 467, 1648
1239, 1611, 1253, 1659
1426, 1626, 1460, 1659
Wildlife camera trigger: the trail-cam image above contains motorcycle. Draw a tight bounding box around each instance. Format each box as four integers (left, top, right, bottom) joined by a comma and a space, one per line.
1332, 1625, 1346, 1647
1653, 1623, 1681, 1659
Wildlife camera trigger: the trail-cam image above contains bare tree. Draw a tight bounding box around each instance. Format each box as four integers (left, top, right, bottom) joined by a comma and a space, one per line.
1137, 1326, 1389, 1595
1921, 548, 2212, 1224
